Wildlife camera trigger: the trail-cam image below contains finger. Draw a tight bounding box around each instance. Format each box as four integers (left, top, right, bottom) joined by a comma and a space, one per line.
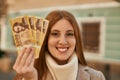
30, 55, 35, 66
13, 47, 27, 69
19, 47, 32, 67
30, 48, 35, 66
15, 47, 32, 73
25, 48, 35, 67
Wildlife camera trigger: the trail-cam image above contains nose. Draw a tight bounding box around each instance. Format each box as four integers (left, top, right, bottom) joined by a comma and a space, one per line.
58, 35, 67, 45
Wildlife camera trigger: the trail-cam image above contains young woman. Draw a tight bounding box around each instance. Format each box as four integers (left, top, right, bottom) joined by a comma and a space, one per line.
13, 10, 105, 80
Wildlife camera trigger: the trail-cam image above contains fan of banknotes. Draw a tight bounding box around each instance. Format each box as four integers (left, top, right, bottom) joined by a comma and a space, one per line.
10, 16, 49, 58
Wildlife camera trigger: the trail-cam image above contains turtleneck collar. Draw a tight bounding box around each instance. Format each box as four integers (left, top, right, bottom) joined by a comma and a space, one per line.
45, 52, 78, 80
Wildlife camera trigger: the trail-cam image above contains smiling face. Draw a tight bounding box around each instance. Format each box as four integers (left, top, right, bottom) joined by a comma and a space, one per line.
48, 19, 76, 65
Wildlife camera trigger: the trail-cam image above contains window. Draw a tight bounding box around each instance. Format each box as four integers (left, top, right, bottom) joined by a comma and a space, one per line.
78, 17, 105, 58
82, 22, 100, 53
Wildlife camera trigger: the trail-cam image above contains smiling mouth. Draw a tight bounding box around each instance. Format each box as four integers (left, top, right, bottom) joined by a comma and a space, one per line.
56, 47, 69, 52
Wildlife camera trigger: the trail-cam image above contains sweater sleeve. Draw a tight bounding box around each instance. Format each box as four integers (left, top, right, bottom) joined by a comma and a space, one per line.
87, 68, 106, 80
97, 71, 106, 80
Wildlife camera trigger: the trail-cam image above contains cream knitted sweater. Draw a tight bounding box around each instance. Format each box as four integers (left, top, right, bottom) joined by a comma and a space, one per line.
45, 53, 78, 80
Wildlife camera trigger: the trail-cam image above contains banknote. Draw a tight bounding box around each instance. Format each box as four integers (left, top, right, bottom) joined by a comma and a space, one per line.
10, 16, 49, 58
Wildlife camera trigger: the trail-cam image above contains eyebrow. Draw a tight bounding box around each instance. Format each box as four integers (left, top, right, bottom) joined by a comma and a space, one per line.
66, 30, 74, 32
51, 29, 74, 32
51, 30, 60, 32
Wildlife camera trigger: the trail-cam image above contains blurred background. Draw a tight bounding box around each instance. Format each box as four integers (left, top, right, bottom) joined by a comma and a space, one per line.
0, 0, 120, 80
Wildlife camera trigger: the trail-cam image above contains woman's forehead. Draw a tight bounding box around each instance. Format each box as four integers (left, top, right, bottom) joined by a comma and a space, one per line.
51, 19, 73, 30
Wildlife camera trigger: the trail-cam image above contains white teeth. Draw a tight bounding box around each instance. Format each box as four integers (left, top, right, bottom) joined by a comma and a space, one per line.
57, 48, 67, 52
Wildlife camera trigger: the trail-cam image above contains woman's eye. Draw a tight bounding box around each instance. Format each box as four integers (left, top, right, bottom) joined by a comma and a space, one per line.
66, 33, 74, 36
51, 32, 59, 36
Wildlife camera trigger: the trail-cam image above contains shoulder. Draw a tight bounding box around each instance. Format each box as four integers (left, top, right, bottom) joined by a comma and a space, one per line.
77, 64, 105, 80
86, 66, 105, 80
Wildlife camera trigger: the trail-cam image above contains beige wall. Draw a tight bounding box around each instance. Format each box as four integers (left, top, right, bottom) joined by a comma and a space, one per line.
8, 0, 114, 11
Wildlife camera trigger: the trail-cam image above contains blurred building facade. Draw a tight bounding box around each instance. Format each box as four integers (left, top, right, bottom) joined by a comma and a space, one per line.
0, 0, 120, 80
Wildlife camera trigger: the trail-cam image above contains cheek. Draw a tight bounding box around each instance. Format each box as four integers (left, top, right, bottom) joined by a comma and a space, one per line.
48, 37, 55, 49
70, 38, 76, 47
70, 40, 76, 52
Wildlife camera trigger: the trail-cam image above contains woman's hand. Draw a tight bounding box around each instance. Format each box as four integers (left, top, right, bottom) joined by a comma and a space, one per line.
13, 47, 38, 80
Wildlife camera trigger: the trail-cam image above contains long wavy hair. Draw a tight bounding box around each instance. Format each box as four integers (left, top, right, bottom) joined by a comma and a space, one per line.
34, 10, 87, 80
